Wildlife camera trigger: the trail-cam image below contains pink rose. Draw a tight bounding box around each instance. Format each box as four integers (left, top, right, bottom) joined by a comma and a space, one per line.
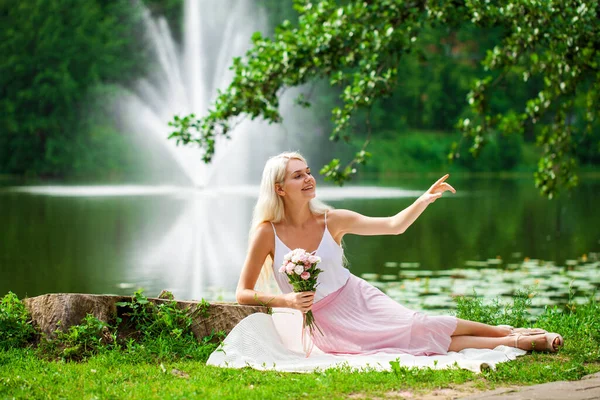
300, 271, 310, 280
308, 255, 321, 264
278, 265, 286, 273
285, 262, 295, 273
304, 262, 311, 271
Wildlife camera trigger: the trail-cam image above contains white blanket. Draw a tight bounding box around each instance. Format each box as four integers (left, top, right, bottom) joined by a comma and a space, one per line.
207, 308, 526, 373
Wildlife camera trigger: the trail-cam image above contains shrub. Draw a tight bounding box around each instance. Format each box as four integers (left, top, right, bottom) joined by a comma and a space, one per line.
38, 314, 116, 361
2, 289, 229, 363
454, 288, 533, 328
116, 289, 222, 362
0, 292, 36, 350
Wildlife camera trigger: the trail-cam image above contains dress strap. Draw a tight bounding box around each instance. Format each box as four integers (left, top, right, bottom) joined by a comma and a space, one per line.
324, 212, 327, 227
270, 222, 277, 235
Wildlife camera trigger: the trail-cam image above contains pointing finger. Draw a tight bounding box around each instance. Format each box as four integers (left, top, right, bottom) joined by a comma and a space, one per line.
432, 174, 450, 188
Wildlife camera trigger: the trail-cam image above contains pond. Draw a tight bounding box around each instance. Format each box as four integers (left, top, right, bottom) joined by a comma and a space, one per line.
1, 176, 598, 315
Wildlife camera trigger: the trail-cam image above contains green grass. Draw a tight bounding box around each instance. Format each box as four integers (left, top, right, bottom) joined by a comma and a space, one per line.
1, 291, 599, 399
0, 347, 598, 399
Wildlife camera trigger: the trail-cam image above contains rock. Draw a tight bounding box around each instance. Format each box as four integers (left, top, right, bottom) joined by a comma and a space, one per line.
23, 294, 125, 338
157, 290, 174, 300
171, 368, 190, 378
23, 293, 268, 341
190, 301, 269, 340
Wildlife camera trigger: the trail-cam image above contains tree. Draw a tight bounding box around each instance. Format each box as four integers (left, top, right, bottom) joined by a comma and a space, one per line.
0, 0, 165, 178
169, 0, 599, 198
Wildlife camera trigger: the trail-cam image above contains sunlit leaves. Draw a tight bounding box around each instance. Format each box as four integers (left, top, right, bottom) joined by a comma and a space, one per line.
170, 0, 599, 196
458, 0, 599, 197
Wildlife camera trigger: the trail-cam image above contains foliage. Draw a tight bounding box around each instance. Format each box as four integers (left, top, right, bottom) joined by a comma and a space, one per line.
454, 288, 533, 328
2, 0, 596, 181
455, 1, 599, 198
38, 314, 116, 361
0, 0, 159, 179
170, 0, 599, 197
115, 289, 222, 362
117, 289, 202, 340
0, 292, 36, 350
362, 129, 528, 175
0, 289, 223, 363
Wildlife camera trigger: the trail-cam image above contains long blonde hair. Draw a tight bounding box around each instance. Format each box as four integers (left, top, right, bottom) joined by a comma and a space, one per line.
250, 151, 332, 289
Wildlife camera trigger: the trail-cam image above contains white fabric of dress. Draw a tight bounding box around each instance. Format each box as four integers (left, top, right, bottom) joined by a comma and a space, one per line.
207, 309, 526, 373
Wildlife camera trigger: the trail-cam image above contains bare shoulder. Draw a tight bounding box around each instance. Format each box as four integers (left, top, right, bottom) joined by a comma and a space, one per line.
327, 209, 360, 223
254, 221, 275, 242
251, 221, 275, 255
326, 209, 361, 240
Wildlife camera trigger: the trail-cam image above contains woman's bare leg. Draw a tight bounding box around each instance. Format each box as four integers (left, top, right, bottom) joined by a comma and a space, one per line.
451, 318, 512, 337
448, 333, 550, 352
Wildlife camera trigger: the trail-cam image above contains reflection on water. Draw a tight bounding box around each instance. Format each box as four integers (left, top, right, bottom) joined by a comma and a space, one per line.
0, 177, 598, 314
0, 183, 418, 301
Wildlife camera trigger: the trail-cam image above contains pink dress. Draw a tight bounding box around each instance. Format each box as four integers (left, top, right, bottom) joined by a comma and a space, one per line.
271, 213, 457, 356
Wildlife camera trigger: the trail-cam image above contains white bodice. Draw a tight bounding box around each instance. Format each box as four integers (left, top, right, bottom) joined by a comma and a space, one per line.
271, 214, 350, 303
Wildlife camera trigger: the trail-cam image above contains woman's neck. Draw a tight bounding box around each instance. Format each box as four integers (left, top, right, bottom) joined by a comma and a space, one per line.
282, 201, 313, 228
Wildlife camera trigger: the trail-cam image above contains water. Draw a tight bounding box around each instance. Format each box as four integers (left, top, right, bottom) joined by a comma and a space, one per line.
1, 176, 598, 315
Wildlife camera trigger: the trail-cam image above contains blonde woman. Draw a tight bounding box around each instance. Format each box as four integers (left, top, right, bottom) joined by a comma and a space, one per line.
236, 152, 563, 355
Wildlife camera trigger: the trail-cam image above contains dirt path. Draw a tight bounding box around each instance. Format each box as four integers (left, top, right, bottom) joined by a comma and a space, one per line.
347, 372, 600, 399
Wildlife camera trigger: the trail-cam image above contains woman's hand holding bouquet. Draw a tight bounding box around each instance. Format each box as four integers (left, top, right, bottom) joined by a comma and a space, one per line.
279, 248, 324, 356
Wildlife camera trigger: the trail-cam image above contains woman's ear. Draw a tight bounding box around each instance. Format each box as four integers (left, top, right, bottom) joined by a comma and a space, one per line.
275, 184, 285, 196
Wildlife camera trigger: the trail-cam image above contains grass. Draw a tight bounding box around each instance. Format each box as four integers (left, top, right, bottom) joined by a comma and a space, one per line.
1, 348, 598, 399
0, 290, 599, 399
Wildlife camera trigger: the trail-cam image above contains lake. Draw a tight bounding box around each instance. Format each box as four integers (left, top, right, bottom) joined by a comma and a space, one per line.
1, 176, 598, 315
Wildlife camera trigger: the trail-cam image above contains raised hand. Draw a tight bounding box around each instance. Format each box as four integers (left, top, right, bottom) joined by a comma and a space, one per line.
421, 174, 456, 204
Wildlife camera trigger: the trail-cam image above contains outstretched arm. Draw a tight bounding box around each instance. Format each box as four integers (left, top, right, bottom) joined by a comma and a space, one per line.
329, 174, 456, 237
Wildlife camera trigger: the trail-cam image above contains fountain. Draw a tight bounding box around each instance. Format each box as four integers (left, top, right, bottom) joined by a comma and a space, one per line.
116, 0, 279, 187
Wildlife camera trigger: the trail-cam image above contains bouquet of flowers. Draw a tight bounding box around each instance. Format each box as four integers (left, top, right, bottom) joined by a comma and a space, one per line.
279, 248, 324, 344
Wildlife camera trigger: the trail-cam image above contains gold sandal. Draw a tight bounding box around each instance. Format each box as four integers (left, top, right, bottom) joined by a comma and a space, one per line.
545, 333, 564, 352
511, 332, 563, 352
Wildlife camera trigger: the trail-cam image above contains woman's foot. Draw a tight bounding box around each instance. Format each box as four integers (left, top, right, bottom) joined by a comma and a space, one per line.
544, 333, 564, 352
510, 332, 563, 352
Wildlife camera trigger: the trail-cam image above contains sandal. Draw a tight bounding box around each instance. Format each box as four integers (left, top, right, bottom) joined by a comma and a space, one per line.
510, 332, 563, 352
545, 333, 564, 352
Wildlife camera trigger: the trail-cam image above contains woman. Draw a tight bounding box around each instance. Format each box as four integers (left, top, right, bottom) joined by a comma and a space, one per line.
236, 151, 563, 355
